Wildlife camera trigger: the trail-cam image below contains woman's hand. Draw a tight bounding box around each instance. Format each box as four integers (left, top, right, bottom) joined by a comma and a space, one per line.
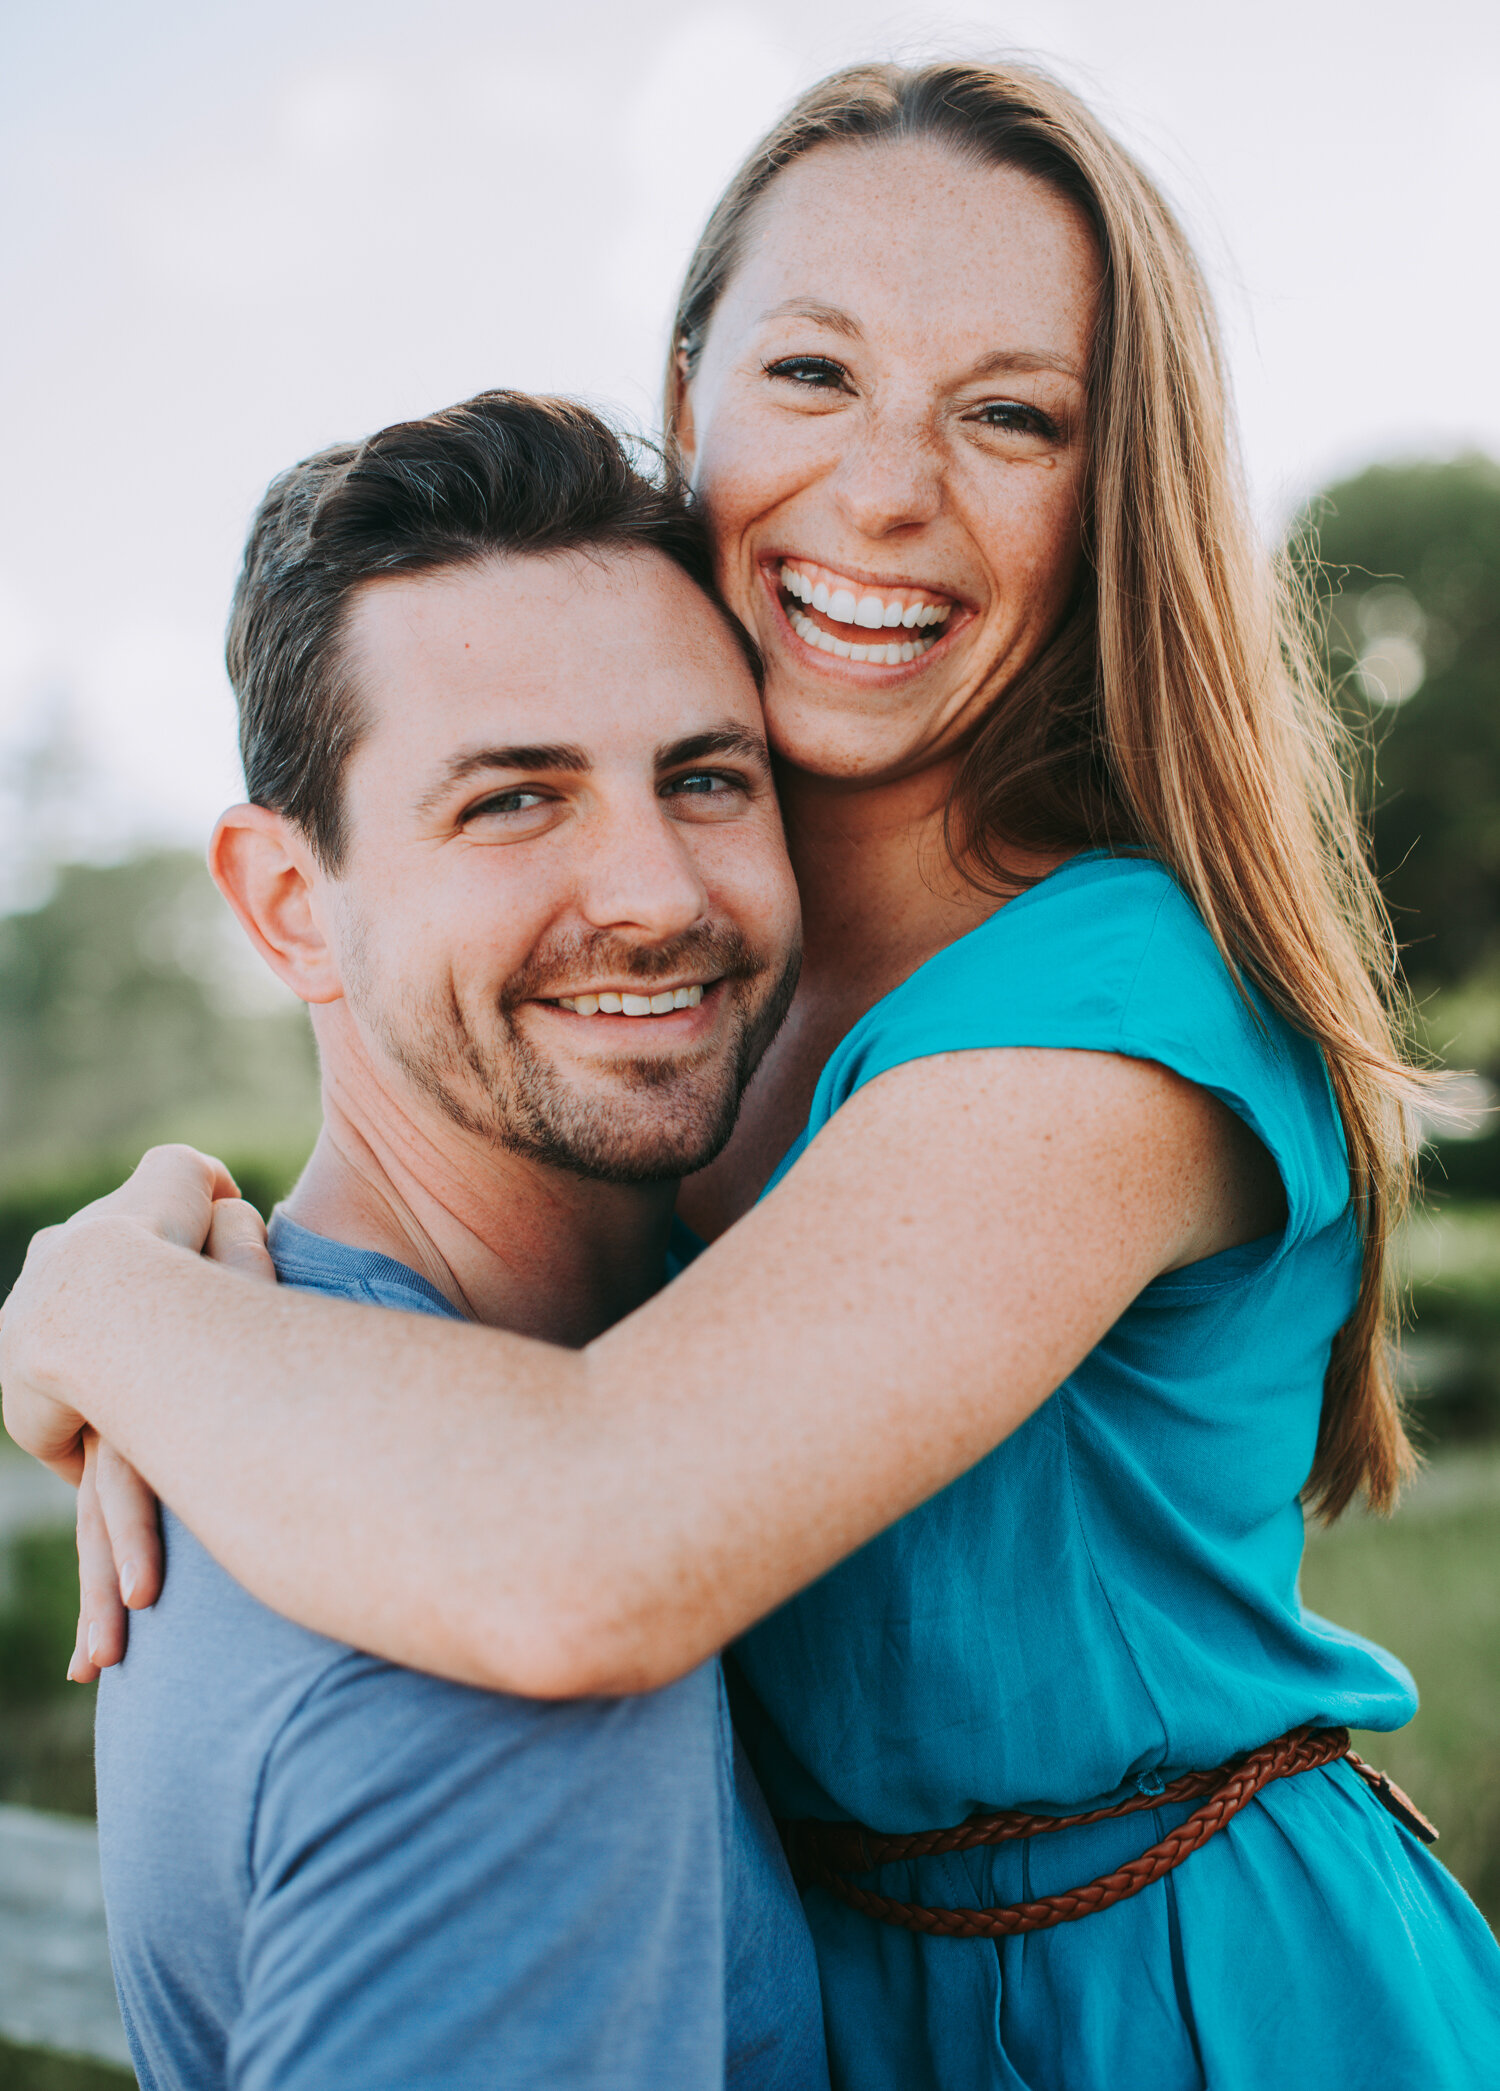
0, 1146, 238, 1480
60, 1191, 278, 1682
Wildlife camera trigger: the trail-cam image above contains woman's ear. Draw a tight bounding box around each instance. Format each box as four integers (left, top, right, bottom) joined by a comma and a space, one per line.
209, 806, 343, 1005
672, 349, 698, 482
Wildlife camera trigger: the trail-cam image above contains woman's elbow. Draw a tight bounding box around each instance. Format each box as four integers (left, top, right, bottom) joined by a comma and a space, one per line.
465, 1591, 716, 1701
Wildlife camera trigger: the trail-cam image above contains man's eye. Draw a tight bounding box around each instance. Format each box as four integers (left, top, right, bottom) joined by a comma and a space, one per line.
664, 770, 740, 800
465, 789, 550, 820
970, 399, 1060, 439
763, 355, 850, 392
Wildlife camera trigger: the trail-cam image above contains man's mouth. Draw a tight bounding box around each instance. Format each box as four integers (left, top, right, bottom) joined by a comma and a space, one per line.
774, 559, 958, 666
552, 982, 710, 1018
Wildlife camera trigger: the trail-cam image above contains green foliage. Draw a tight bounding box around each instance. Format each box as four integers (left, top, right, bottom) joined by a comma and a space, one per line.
1294, 454, 1500, 991
0, 2038, 132, 2088
1402, 1203, 1500, 1441
0, 853, 319, 1196
0, 1532, 86, 1705
0, 1531, 95, 1819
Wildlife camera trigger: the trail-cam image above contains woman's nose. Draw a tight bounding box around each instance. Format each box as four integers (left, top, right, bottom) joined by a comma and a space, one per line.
831, 414, 945, 539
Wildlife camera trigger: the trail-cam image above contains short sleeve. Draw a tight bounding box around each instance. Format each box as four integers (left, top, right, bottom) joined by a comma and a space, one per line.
779, 853, 1351, 1255
232, 1657, 728, 2091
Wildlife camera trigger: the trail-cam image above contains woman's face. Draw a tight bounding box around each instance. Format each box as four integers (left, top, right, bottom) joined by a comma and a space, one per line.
678, 139, 1099, 788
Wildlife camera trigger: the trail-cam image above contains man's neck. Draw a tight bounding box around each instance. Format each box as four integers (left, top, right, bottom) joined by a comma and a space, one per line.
280, 1027, 676, 1348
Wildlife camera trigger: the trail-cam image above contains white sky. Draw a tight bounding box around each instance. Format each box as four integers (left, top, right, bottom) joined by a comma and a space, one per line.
3, 0, 1497, 867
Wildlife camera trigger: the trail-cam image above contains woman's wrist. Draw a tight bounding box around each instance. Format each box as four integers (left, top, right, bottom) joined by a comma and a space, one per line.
2, 1210, 173, 1468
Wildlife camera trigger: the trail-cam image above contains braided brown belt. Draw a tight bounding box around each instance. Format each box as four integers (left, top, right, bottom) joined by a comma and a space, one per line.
781, 1724, 1438, 1939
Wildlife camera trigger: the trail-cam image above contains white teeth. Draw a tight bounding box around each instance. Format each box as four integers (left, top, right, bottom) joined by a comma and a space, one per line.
791, 602, 936, 666
783, 565, 954, 640
562, 984, 706, 1018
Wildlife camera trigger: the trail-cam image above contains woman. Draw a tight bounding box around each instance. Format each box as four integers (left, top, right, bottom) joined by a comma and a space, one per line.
7, 60, 1499, 2089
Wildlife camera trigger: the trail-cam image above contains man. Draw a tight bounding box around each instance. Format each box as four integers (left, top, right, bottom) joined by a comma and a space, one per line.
91, 392, 823, 2090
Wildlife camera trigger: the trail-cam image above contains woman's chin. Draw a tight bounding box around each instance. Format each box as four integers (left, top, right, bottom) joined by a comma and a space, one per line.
759, 683, 948, 788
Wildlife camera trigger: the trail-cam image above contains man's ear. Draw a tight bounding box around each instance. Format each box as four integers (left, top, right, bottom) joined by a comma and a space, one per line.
209, 805, 343, 1006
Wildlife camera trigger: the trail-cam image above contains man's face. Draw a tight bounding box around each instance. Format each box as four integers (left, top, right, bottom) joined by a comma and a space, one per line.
319, 546, 801, 1182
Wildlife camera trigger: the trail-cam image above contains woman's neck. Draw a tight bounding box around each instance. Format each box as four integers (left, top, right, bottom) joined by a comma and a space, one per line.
678, 760, 1056, 1240
776, 759, 999, 1003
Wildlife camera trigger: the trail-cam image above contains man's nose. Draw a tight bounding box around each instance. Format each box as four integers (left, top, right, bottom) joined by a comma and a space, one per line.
574, 794, 710, 942
831, 408, 945, 540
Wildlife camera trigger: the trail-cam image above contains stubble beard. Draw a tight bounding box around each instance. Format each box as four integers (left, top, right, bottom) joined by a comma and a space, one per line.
347, 922, 800, 1185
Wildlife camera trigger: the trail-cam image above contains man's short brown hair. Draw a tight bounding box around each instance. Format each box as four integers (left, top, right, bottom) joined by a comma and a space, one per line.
226, 391, 758, 868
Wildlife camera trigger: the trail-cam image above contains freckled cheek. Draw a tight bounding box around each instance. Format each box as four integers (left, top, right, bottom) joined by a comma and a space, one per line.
697, 414, 832, 594
975, 488, 1085, 633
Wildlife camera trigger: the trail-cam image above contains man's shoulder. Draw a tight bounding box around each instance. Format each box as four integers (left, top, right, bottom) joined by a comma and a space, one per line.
267, 1212, 465, 1320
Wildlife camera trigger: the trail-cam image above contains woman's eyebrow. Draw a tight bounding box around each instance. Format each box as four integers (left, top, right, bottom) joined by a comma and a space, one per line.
756, 298, 862, 339
971, 347, 1083, 381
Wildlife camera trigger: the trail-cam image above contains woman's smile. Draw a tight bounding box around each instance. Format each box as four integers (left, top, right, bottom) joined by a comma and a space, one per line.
764, 555, 967, 675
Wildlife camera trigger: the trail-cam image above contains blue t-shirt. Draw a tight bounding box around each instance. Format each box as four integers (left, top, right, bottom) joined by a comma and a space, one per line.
96, 1216, 826, 2091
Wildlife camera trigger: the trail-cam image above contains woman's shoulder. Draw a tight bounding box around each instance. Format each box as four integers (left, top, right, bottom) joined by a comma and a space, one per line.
845, 851, 1231, 1060
815, 851, 1348, 1231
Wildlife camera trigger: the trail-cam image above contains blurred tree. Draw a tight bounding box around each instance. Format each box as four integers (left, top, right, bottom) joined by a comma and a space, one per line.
1295, 455, 1500, 995
0, 851, 320, 1195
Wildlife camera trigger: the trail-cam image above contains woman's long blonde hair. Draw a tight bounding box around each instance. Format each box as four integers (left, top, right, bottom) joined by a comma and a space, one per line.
666, 60, 1423, 1519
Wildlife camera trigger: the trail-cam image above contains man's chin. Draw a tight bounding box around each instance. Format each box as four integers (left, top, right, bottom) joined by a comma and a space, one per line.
492, 1067, 745, 1185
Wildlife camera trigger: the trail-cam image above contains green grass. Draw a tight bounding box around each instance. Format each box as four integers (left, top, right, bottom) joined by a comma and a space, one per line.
0, 2039, 130, 2089
1302, 1448, 1500, 1925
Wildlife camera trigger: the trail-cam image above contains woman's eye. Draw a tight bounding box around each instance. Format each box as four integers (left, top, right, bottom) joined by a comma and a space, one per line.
970, 399, 1060, 439
763, 355, 851, 392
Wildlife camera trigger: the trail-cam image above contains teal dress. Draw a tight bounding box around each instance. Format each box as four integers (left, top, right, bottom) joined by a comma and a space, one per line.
728, 853, 1500, 2091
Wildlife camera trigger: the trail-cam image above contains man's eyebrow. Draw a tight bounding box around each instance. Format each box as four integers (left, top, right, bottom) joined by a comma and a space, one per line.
756, 298, 863, 340
416, 743, 589, 817
971, 347, 1084, 382
656, 727, 770, 771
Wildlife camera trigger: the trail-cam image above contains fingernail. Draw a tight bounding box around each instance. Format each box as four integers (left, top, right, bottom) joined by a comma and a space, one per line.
87, 1623, 100, 1660
65, 1655, 81, 1683
120, 1561, 136, 1604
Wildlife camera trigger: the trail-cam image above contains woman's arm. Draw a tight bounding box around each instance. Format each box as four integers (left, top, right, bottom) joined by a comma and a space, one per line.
2, 1050, 1266, 1695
